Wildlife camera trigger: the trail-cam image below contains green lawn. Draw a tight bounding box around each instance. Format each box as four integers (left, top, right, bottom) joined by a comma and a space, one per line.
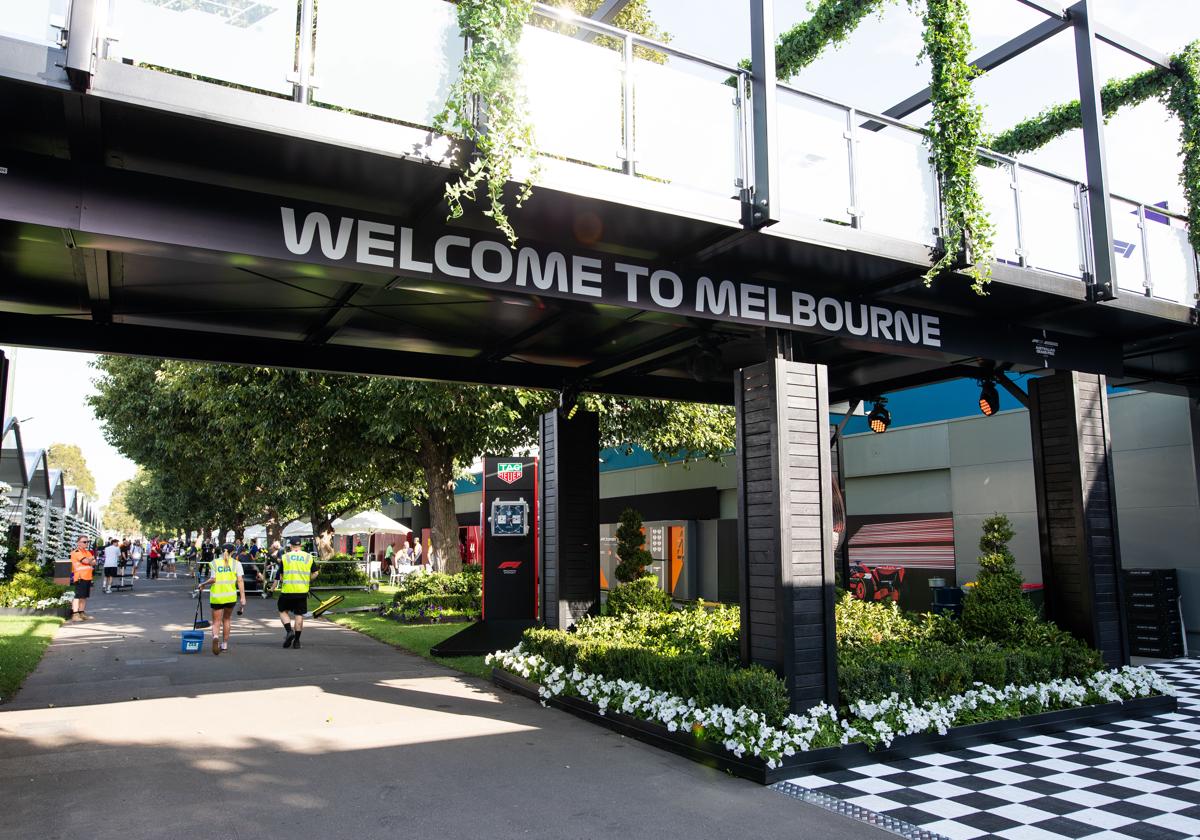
330, 613, 491, 679
313, 584, 398, 612
0, 615, 64, 703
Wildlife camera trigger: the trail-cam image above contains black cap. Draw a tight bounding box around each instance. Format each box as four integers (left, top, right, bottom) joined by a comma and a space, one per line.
287, 536, 302, 546
221, 542, 236, 553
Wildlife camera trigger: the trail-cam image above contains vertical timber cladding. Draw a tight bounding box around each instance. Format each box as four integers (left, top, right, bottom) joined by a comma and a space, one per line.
538, 409, 600, 630
736, 360, 838, 710
1029, 371, 1127, 666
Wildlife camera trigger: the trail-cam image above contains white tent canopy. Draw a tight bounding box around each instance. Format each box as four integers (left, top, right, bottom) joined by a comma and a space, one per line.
281, 519, 313, 538
243, 524, 268, 541
331, 510, 411, 536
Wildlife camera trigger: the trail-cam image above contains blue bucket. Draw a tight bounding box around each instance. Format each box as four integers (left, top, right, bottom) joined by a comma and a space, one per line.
181, 630, 205, 654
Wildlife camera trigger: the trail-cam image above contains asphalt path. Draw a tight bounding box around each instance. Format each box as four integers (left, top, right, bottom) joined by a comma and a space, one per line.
0, 576, 888, 840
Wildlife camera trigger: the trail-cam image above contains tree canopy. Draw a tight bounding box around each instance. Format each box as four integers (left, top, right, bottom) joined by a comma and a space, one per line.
47, 443, 96, 497
90, 355, 734, 572
103, 477, 141, 534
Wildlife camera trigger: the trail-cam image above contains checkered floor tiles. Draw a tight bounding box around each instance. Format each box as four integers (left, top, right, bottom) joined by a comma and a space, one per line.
776, 658, 1200, 840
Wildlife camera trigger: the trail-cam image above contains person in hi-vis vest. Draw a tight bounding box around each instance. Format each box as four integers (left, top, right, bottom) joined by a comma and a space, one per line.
69, 535, 96, 621
196, 544, 246, 656
278, 536, 319, 649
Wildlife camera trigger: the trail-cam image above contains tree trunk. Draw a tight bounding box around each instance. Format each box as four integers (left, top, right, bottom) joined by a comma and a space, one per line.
416, 429, 462, 575
233, 513, 245, 543
265, 507, 283, 549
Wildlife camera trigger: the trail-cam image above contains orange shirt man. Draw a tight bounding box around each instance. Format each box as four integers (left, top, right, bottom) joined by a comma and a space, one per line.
70, 536, 95, 621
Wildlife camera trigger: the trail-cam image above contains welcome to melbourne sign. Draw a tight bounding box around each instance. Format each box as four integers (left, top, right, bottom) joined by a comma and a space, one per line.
278, 205, 1117, 374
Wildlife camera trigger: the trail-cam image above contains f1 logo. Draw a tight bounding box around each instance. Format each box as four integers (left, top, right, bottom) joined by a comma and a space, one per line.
497, 560, 522, 574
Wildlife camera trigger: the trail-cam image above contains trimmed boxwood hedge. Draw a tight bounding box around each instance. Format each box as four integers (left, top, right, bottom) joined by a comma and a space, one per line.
521, 626, 791, 725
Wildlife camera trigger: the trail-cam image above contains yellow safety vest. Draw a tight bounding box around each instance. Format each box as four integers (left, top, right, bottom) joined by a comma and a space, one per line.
281, 551, 313, 594
210, 561, 239, 605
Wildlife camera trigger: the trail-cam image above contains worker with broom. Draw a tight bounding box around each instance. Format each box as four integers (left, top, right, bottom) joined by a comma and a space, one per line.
196, 543, 246, 655
278, 536, 319, 649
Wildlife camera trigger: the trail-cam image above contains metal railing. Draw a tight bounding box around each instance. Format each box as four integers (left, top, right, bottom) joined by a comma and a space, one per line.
3, 0, 1196, 307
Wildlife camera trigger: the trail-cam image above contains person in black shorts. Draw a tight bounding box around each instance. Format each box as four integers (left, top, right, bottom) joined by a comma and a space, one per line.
277, 537, 319, 649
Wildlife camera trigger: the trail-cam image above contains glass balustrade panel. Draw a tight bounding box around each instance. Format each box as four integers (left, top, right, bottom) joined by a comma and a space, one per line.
313, 0, 463, 128
0, 0, 68, 45
1144, 216, 1197, 305
633, 56, 739, 196
855, 125, 939, 246
1111, 198, 1148, 294
110, 0, 297, 95
976, 162, 1020, 265
776, 92, 852, 226
522, 25, 623, 170
1018, 171, 1084, 278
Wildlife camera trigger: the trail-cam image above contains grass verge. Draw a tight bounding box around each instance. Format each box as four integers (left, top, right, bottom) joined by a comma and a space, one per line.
330, 613, 490, 679
0, 615, 64, 702
313, 584, 398, 612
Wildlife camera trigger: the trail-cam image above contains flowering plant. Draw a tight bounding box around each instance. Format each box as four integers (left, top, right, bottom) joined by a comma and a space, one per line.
487, 645, 1175, 769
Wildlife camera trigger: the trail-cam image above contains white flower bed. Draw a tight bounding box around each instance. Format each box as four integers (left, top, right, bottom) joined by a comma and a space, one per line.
2, 592, 73, 610
487, 645, 1176, 769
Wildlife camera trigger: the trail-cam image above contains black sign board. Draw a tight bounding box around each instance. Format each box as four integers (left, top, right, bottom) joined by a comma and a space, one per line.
481, 456, 539, 620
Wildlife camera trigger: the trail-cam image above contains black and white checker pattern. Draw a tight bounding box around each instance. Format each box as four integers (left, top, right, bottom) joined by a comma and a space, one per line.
778, 659, 1200, 840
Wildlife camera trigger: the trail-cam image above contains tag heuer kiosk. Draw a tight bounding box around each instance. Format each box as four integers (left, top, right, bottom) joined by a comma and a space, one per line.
430, 455, 539, 656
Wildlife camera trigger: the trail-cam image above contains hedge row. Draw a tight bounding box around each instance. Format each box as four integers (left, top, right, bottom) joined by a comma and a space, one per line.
521, 626, 790, 724
838, 638, 1105, 704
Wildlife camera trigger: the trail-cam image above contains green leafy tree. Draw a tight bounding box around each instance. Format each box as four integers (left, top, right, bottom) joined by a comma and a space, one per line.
614, 507, 653, 583
103, 478, 142, 535
47, 443, 97, 497
960, 514, 1036, 642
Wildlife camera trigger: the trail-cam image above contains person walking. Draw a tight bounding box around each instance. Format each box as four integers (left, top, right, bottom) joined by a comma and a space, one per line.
129, 540, 144, 579
102, 538, 121, 593
277, 537, 319, 650
69, 536, 95, 621
147, 539, 160, 580
165, 540, 177, 578
196, 544, 246, 655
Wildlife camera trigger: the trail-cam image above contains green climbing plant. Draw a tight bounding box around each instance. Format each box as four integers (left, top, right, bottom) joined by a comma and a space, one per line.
770, 0, 893, 79
989, 66, 1173, 157
1166, 42, 1200, 255
986, 40, 1200, 257
435, 0, 538, 246
915, 0, 993, 293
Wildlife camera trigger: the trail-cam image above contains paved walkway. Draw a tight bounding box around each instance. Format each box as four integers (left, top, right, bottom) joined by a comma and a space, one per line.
1, 577, 887, 840
778, 659, 1200, 840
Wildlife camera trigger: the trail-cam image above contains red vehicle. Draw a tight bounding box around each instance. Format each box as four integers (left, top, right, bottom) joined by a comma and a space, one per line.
849, 562, 905, 602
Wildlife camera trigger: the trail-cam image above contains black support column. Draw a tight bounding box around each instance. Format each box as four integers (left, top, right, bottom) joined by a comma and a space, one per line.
539, 408, 600, 630
736, 359, 838, 712
1029, 370, 1127, 666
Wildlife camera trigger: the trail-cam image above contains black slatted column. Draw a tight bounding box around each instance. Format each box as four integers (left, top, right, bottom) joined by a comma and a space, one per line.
1029, 370, 1127, 666
539, 408, 600, 630
736, 359, 838, 711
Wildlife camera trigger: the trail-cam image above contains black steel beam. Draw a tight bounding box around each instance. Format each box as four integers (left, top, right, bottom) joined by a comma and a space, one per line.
996, 372, 1031, 408
871, 16, 1069, 126
304, 282, 380, 345
1015, 0, 1067, 19
1072, 0, 1118, 302
67, 237, 113, 325
746, 0, 779, 228
573, 327, 706, 380
828, 362, 986, 404
477, 311, 565, 362
0, 310, 731, 403
1092, 22, 1172, 71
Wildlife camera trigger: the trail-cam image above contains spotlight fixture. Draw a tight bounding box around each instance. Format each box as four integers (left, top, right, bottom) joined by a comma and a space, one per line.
978, 379, 1000, 417
867, 398, 890, 434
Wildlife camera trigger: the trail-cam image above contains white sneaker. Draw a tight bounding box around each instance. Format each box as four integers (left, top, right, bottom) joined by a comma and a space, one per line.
220, 641, 228, 651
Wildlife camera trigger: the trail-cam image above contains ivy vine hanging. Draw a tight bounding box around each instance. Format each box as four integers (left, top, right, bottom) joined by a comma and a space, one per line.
914, 0, 993, 293
435, 0, 538, 246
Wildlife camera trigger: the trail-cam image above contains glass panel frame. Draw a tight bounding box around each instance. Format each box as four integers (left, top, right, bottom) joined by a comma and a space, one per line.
109, 0, 299, 96
0, 0, 68, 46
313, 0, 464, 129
976, 161, 1021, 266
1017, 169, 1084, 278
776, 91, 853, 226
1111, 197, 1148, 295
855, 124, 939, 246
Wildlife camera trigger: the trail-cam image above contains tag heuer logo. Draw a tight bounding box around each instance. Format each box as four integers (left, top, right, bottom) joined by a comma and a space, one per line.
497, 463, 524, 484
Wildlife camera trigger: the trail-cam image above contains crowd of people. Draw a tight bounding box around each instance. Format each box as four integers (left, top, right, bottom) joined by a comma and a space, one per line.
94, 535, 183, 592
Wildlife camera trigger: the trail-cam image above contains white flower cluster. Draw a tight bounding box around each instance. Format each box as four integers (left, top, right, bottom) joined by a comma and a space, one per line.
4, 592, 73, 609
486, 645, 1175, 768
